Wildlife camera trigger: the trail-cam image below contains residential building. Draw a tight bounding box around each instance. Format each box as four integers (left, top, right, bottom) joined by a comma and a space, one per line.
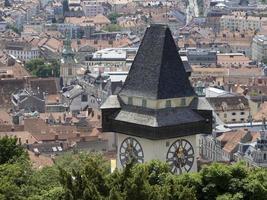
235, 130, 267, 167
206, 8, 230, 32
82, 0, 105, 17
200, 129, 258, 162
207, 96, 250, 123
217, 53, 251, 67
0, 19, 7, 32
64, 14, 110, 31
11, 89, 45, 113
185, 49, 217, 66
220, 12, 267, 32
4, 41, 39, 62
84, 48, 138, 71
252, 35, 267, 62
62, 72, 111, 112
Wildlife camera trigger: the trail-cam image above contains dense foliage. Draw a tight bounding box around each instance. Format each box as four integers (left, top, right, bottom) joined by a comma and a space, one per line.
0, 136, 267, 200
107, 13, 122, 24
25, 59, 60, 78
6, 24, 21, 34
0, 136, 27, 164
102, 24, 122, 32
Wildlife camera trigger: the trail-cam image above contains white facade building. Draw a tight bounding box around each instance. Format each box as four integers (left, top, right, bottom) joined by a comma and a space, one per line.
252, 35, 267, 62
220, 12, 267, 32
82, 0, 105, 17
0, 20, 7, 32
5, 41, 40, 62
85, 48, 138, 71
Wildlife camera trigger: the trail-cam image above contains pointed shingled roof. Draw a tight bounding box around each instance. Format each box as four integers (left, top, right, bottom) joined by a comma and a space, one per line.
119, 24, 195, 100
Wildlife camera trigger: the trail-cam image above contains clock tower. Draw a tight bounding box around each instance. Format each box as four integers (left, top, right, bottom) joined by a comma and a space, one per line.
101, 24, 212, 174
60, 33, 78, 86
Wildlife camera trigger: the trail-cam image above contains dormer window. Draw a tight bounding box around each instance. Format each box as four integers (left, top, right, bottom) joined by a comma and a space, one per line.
128, 97, 133, 105
166, 100, 171, 108
142, 99, 147, 107
221, 102, 228, 111
181, 98, 186, 106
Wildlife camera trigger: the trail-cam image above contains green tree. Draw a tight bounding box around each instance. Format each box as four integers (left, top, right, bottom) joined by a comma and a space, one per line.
2, 150, 267, 200
6, 23, 21, 34
102, 24, 122, 32
0, 136, 27, 164
107, 13, 122, 24
25, 59, 60, 78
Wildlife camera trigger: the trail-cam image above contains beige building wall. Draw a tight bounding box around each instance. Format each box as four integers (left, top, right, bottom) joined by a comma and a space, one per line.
216, 110, 249, 123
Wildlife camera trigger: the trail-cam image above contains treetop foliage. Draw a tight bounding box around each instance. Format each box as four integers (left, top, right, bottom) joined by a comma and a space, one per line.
0, 137, 267, 200
0, 136, 27, 164
25, 59, 60, 78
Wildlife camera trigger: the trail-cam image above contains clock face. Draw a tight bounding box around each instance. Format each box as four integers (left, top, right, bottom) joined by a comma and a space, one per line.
119, 137, 144, 167
166, 139, 194, 174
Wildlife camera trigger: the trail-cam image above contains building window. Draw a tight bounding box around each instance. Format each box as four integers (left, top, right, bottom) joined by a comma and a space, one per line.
81, 94, 88, 102
224, 113, 227, 118
232, 119, 236, 122
232, 112, 236, 116
128, 97, 133, 105
240, 112, 245, 115
68, 68, 72, 75
264, 153, 266, 160
181, 98, 186, 106
166, 100, 171, 107
240, 118, 245, 122
142, 99, 147, 107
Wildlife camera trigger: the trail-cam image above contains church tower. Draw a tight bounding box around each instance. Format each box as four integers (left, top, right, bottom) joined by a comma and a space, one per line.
101, 24, 212, 174
60, 33, 78, 86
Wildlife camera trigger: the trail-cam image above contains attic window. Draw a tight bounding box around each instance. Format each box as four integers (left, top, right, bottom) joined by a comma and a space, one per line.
142, 99, 147, 107
128, 97, 133, 105
221, 102, 228, 111
181, 98, 186, 106
166, 100, 171, 108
